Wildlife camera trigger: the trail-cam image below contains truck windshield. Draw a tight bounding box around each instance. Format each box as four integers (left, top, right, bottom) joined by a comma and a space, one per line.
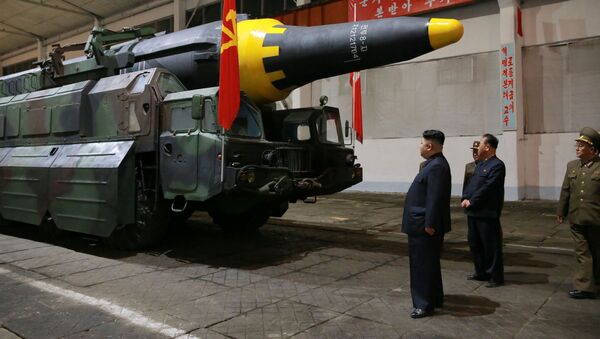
315, 110, 343, 145
226, 101, 262, 138
202, 99, 263, 138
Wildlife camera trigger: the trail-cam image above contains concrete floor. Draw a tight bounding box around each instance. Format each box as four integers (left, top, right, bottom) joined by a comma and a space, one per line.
0, 192, 597, 338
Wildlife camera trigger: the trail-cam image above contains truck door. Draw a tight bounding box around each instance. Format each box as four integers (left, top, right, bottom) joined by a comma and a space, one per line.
160, 103, 199, 194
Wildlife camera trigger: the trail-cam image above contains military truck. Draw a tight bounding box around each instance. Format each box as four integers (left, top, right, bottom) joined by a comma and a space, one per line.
0, 16, 463, 249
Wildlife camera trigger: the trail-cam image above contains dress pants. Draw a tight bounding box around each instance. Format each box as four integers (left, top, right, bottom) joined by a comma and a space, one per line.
467, 217, 504, 283
408, 233, 444, 311
571, 224, 600, 292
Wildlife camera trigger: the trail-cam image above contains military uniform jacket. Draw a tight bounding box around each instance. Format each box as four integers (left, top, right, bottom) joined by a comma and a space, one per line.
402, 153, 452, 236
462, 161, 477, 195
462, 155, 506, 219
557, 155, 600, 226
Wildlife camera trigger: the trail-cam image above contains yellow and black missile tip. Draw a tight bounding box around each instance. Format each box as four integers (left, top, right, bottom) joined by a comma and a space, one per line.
236, 16, 464, 104
427, 18, 464, 50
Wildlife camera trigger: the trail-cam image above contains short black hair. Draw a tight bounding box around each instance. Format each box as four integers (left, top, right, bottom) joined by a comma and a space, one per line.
482, 133, 499, 149
423, 130, 445, 145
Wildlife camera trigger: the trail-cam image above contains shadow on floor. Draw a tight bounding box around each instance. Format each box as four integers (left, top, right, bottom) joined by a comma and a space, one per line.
505, 271, 549, 285
440, 294, 500, 317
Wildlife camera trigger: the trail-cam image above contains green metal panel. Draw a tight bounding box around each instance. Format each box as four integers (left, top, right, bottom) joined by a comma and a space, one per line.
0, 145, 60, 225
5, 105, 20, 138
21, 107, 51, 136
0, 113, 4, 138
48, 141, 135, 237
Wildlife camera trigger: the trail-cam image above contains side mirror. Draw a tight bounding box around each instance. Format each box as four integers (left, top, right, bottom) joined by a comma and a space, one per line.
344, 120, 350, 138
191, 94, 204, 120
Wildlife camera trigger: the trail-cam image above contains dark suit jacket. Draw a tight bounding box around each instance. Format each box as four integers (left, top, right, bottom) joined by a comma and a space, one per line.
402, 153, 452, 236
462, 155, 506, 219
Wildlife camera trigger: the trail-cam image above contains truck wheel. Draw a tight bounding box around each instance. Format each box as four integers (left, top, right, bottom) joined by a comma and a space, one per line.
106, 179, 168, 250
212, 210, 269, 232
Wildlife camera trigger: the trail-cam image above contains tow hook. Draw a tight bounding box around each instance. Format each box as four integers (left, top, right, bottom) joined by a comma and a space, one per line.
171, 196, 188, 213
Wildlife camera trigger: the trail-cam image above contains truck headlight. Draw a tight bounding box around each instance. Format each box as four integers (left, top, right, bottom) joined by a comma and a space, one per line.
346, 154, 357, 166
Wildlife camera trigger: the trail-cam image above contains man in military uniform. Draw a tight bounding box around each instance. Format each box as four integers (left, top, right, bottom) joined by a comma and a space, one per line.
462, 141, 481, 194
557, 127, 600, 299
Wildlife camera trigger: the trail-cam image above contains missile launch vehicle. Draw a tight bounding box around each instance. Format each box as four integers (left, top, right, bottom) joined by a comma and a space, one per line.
0, 15, 463, 249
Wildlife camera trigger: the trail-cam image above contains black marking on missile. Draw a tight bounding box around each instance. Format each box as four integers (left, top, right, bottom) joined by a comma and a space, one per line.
265, 17, 436, 92
263, 33, 284, 74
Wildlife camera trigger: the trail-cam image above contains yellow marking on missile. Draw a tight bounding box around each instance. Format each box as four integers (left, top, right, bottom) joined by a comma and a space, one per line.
267, 70, 285, 82
261, 46, 280, 58
220, 10, 238, 53
238, 19, 289, 103
428, 18, 463, 50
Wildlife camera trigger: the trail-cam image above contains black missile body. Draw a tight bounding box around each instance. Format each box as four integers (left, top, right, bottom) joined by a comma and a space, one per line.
0, 16, 462, 103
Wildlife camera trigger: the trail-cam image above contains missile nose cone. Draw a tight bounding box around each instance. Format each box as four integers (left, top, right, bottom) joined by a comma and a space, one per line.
427, 18, 463, 50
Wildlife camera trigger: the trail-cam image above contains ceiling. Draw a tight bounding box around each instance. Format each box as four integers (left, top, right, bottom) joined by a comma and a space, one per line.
0, 0, 150, 56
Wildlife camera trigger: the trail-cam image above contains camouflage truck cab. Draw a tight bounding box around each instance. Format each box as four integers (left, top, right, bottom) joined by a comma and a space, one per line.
160, 87, 362, 232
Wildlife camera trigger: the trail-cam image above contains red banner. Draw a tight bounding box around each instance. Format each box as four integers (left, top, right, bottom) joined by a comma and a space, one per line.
348, 0, 474, 21
218, 0, 240, 130
350, 72, 363, 143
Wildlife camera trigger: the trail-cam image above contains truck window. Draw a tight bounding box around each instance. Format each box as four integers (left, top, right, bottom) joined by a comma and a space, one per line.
315, 111, 343, 144
283, 122, 311, 142
170, 106, 197, 132
157, 73, 186, 97
227, 101, 262, 138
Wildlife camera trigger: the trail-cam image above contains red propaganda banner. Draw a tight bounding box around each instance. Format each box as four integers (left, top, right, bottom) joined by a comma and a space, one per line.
500, 43, 516, 130
218, 0, 240, 130
348, 0, 475, 21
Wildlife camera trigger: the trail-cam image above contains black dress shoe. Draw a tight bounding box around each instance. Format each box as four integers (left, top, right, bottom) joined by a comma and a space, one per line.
467, 273, 489, 281
410, 308, 432, 319
485, 280, 503, 288
569, 290, 596, 299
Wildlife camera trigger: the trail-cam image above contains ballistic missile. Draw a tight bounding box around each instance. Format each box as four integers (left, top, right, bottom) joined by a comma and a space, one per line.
0, 16, 463, 104
124, 16, 462, 103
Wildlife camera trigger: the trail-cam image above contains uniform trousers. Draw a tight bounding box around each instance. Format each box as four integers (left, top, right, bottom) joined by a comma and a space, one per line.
408, 233, 444, 311
571, 224, 600, 292
467, 217, 504, 283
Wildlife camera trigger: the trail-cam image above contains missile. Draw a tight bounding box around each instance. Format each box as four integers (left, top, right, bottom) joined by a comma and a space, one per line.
126, 16, 462, 104
1, 16, 463, 104
236, 17, 463, 103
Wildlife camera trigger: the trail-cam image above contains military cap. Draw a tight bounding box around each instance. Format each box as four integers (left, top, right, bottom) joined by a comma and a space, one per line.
575, 127, 600, 149
470, 140, 480, 150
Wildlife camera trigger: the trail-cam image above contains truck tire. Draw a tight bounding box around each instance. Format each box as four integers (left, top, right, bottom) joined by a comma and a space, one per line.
106, 178, 169, 250
211, 210, 269, 232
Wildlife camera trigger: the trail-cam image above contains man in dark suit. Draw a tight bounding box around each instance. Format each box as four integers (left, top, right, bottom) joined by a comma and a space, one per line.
461, 133, 506, 288
402, 130, 452, 319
